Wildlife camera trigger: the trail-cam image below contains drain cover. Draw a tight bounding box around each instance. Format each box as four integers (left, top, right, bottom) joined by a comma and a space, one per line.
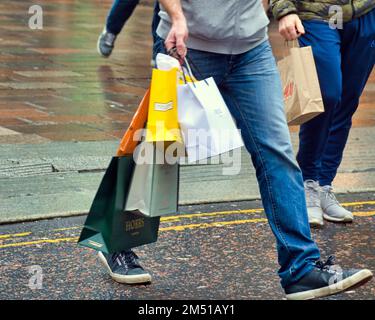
0, 162, 56, 178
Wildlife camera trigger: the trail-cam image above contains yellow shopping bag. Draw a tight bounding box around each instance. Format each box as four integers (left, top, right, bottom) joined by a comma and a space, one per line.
145, 68, 182, 144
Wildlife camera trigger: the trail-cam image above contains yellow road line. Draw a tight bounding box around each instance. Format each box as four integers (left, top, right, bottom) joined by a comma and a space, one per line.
39, 207, 375, 235
1, 201, 375, 241
353, 210, 375, 217
52, 208, 264, 228
52, 227, 81, 232
2, 207, 375, 249
0, 237, 78, 249
0, 232, 31, 239
159, 218, 268, 232
161, 208, 263, 221
0, 218, 268, 249
342, 200, 375, 207
26, 209, 264, 234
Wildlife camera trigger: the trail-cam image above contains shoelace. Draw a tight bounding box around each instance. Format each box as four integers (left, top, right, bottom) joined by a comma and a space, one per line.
305, 180, 320, 207
315, 255, 336, 271
112, 251, 142, 269
323, 186, 340, 205
103, 32, 116, 46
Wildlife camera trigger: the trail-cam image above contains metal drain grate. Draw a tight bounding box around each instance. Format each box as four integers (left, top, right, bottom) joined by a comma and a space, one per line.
0, 163, 57, 178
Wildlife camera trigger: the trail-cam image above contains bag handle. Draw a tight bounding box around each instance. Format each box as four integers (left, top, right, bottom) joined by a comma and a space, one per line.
167, 47, 209, 87
182, 57, 196, 87
282, 40, 299, 58
184, 56, 209, 86
285, 40, 299, 48
167, 47, 190, 84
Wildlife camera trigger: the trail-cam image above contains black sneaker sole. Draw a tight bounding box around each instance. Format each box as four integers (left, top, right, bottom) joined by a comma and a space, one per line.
286, 269, 373, 300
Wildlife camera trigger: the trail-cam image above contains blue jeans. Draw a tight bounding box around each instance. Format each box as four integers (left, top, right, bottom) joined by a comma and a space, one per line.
297, 9, 375, 186
106, 0, 160, 42
153, 37, 321, 288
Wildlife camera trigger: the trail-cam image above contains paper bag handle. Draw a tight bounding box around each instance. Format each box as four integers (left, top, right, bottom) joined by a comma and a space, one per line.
183, 56, 209, 87
282, 40, 300, 58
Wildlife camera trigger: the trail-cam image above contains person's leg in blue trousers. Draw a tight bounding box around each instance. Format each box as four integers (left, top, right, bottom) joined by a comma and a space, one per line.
298, 10, 375, 186
151, 2, 160, 43
297, 22, 342, 182
319, 10, 375, 185
153, 38, 321, 287
106, 0, 140, 35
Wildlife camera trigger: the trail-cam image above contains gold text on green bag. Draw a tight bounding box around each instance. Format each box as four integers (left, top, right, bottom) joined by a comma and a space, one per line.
126, 218, 145, 232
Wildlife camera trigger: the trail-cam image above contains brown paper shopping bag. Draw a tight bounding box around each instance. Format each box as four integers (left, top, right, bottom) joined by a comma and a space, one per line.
278, 45, 324, 126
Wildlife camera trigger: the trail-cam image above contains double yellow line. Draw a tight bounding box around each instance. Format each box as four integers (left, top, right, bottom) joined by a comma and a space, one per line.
1, 201, 374, 249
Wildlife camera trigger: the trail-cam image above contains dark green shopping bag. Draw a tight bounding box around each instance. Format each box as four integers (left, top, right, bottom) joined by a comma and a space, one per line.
78, 156, 160, 253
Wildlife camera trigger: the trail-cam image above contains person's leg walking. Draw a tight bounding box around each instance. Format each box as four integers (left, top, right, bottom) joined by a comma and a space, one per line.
106, 0, 140, 35
98, 0, 140, 57
318, 9, 375, 222
319, 10, 375, 186
150, 2, 161, 66
151, 1, 161, 44
204, 40, 372, 298
188, 41, 320, 288
297, 21, 342, 226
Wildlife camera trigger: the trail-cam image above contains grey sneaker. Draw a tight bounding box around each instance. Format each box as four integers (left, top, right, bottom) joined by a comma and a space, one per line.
97, 29, 116, 58
98, 250, 152, 284
320, 185, 354, 223
304, 180, 324, 227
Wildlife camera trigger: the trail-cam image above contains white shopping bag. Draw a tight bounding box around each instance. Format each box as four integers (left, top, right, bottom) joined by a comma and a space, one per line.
178, 77, 244, 163
124, 141, 179, 217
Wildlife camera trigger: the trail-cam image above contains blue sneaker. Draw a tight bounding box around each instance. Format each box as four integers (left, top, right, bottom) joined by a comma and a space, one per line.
98, 250, 152, 284
97, 29, 116, 58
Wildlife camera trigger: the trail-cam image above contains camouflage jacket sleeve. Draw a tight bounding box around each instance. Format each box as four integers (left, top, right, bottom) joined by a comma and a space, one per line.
271, 0, 298, 20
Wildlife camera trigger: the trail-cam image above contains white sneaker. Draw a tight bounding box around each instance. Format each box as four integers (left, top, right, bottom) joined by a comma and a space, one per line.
304, 180, 324, 227
320, 186, 354, 223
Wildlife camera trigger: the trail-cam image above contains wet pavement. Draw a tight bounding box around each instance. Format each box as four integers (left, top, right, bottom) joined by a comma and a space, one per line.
0, 1, 375, 223
0, 0, 153, 142
0, 0, 373, 142
1, 193, 374, 300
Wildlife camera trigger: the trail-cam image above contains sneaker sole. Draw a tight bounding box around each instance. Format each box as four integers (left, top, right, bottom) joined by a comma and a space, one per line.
286, 269, 373, 300
98, 252, 152, 284
323, 213, 353, 223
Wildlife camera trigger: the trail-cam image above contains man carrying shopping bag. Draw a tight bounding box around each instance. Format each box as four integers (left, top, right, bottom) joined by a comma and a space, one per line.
113, 0, 373, 300
271, 0, 375, 226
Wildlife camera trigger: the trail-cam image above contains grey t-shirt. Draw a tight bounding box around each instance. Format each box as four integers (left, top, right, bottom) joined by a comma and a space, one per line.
157, 0, 269, 55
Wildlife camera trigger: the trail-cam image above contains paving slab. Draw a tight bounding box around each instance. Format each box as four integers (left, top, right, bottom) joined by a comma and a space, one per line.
1, 126, 375, 223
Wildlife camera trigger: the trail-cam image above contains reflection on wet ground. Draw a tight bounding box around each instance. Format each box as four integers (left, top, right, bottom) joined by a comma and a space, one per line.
0, 1, 373, 141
